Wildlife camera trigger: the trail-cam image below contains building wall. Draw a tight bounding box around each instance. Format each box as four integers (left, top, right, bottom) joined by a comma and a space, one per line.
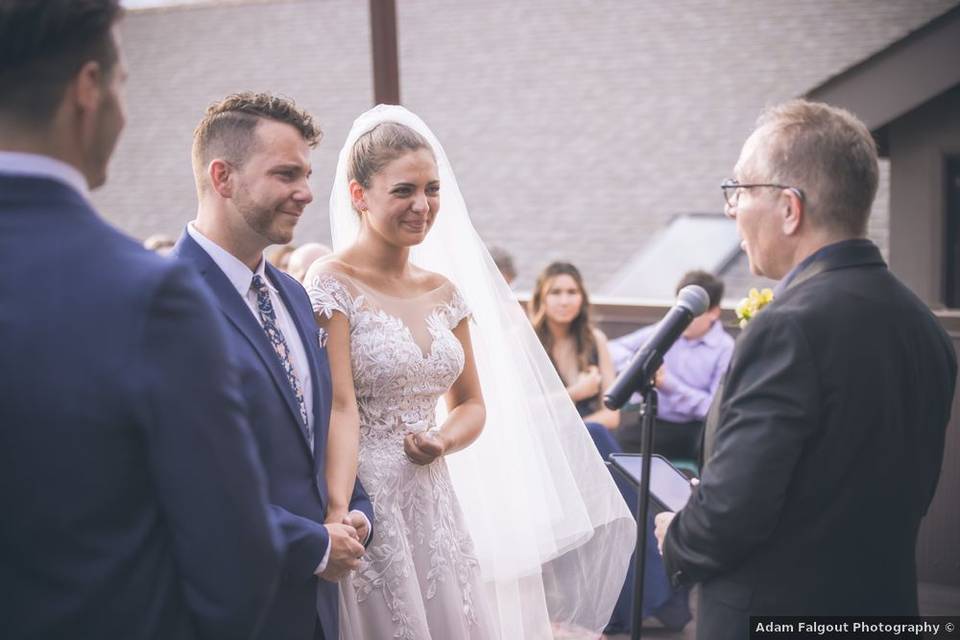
888, 84, 960, 308
870, 158, 892, 261
917, 322, 960, 585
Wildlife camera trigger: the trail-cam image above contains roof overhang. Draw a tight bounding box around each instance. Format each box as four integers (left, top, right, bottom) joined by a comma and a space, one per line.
805, 5, 960, 139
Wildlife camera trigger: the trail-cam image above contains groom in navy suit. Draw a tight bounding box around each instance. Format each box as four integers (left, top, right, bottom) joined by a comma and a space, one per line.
0, 3, 283, 639
173, 93, 374, 640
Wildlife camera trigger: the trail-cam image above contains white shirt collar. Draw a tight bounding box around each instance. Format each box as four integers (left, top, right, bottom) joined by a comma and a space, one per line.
0, 151, 89, 199
187, 221, 275, 298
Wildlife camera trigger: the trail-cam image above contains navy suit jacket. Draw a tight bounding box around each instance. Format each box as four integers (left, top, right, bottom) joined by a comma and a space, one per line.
0, 175, 283, 639
664, 241, 957, 639
173, 231, 373, 640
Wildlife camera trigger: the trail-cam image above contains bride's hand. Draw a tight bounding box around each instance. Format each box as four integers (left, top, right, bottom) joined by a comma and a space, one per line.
325, 508, 348, 525
403, 431, 447, 465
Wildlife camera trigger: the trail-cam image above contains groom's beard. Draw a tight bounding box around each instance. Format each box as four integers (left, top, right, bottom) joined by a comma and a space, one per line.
234, 185, 297, 246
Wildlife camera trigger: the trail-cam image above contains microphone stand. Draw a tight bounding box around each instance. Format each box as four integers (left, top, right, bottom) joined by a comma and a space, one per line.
630, 382, 657, 640
604, 285, 709, 637
614, 379, 658, 640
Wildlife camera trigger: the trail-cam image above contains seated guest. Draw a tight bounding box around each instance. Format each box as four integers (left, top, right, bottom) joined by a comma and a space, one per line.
530, 261, 619, 430
489, 244, 517, 287
287, 241, 331, 284
610, 270, 734, 462
143, 233, 174, 256
267, 243, 296, 272
530, 261, 690, 633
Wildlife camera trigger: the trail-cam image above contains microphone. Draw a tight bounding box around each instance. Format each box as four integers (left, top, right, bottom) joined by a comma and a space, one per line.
603, 285, 711, 410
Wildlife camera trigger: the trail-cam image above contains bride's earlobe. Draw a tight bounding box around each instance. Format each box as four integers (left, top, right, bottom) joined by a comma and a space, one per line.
348, 179, 367, 215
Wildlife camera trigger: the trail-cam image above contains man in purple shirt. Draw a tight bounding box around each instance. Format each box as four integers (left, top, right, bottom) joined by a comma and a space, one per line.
609, 271, 734, 461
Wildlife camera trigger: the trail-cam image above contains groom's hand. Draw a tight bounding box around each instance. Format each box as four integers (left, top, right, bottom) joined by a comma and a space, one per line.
404, 431, 446, 465
319, 523, 364, 582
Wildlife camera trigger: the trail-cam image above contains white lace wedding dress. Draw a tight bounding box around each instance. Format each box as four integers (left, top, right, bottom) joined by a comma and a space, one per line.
307, 268, 499, 640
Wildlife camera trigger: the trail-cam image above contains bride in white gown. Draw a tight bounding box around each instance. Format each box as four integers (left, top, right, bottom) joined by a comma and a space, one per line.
305, 106, 635, 639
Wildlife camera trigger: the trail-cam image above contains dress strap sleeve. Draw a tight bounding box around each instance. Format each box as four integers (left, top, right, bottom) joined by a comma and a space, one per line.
306, 272, 355, 321
444, 284, 472, 329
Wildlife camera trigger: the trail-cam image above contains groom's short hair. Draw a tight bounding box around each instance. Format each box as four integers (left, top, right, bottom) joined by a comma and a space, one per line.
0, 0, 123, 126
191, 92, 322, 194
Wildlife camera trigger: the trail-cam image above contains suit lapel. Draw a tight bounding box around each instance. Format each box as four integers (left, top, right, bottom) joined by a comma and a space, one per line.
174, 233, 314, 459
701, 382, 723, 466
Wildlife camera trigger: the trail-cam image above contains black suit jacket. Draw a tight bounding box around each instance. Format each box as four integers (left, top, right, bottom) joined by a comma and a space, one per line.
663, 240, 956, 639
173, 231, 373, 640
0, 175, 282, 639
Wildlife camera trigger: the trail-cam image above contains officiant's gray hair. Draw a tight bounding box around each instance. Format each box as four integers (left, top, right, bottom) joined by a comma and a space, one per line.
348, 122, 435, 190
754, 100, 878, 236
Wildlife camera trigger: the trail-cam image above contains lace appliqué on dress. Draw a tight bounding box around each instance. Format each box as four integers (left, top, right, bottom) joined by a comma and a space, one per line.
441, 286, 471, 329
307, 272, 357, 322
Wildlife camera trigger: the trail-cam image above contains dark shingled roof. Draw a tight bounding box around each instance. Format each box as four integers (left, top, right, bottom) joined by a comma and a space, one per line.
93, 0, 958, 298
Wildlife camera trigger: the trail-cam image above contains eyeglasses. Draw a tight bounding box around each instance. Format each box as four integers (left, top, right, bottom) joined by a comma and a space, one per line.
721, 179, 805, 209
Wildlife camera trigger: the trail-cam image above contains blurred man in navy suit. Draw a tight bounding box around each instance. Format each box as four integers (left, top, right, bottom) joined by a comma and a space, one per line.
0, 2, 283, 638
173, 93, 373, 640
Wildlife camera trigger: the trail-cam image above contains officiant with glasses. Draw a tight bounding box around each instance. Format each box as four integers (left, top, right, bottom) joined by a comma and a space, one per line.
655, 100, 956, 639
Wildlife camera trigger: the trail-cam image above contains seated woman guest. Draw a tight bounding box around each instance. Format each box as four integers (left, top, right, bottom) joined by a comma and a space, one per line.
529, 261, 619, 431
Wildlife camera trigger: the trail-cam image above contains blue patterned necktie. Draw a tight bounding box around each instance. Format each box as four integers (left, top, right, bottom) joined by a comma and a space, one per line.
250, 275, 312, 448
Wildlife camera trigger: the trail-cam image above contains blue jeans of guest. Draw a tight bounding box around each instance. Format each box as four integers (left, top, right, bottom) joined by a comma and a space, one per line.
583, 421, 691, 633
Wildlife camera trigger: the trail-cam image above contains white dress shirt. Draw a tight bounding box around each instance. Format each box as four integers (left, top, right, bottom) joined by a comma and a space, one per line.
0, 151, 89, 200
187, 223, 368, 573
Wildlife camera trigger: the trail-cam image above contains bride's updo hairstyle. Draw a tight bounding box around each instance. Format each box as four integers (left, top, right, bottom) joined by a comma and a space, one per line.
347, 122, 435, 194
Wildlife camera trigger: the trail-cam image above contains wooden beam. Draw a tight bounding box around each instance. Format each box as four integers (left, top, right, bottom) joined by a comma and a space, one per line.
369, 0, 400, 105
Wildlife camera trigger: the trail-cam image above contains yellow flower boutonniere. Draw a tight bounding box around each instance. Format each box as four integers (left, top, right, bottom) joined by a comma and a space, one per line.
735, 287, 774, 328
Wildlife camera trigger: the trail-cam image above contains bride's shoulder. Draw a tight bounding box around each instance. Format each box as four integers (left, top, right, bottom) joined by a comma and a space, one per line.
410, 265, 452, 292
412, 268, 468, 321
304, 255, 362, 301
308, 254, 350, 276
414, 269, 464, 306
305, 255, 359, 285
